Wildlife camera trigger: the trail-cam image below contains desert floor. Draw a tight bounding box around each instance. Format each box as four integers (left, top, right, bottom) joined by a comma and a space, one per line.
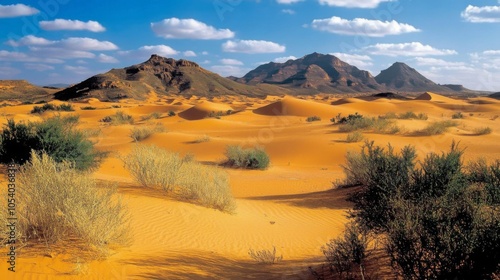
0, 92, 499, 279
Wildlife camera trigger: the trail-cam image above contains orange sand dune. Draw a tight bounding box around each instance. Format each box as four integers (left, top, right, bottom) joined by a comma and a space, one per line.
254, 95, 341, 117
178, 100, 234, 120
415, 91, 458, 102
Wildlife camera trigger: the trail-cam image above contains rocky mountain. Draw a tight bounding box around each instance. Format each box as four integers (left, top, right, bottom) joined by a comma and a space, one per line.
234, 53, 382, 93
55, 55, 285, 101
374, 62, 452, 92
0, 80, 53, 102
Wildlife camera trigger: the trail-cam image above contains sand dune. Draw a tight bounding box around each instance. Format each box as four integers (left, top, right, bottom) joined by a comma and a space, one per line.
178, 101, 234, 120
253, 96, 339, 117
415, 91, 458, 102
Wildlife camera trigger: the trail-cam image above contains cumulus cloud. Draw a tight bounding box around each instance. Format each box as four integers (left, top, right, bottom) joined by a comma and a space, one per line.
330, 53, 373, 68
183, 50, 197, 57
64, 65, 94, 76
282, 9, 296, 14
24, 63, 55, 71
97, 53, 119, 63
0, 50, 64, 63
151, 18, 234, 39
414, 57, 466, 67
40, 19, 106, 32
364, 42, 457, 56
0, 4, 39, 18
318, 0, 393, 8
222, 40, 286, 53
7, 36, 118, 51
311, 17, 420, 37
461, 5, 500, 23
273, 56, 297, 63
118, 45, 179, 60
29, 47, 96, 59
220, 58, 244, 65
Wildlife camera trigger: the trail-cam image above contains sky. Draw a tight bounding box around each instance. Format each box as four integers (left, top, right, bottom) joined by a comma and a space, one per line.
1, 0, 500, 91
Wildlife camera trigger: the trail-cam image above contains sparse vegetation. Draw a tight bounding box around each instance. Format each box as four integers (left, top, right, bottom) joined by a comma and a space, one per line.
452, 111, 464, 119
130, 123, 166, 141
208, 111, 224, 119
112, 105, 121, 108
31, 103, 74, 114
473, 126, 492, 135
101, 111, 134, 125
338, 114, 400, 135
0, 116, 103, 170
17, 151, 128, 256
224, 145, 270, 170
418, 120, 458, 135
345, 131, 364, 143
81, 106, 97, 110
194, 135, 210, 143
248, 246, 283, 264
306, 116, 321, 122
123, 144, 236, 212
381, 111, 429, 120
168, 110, 176, 117
140, 112, 162, 121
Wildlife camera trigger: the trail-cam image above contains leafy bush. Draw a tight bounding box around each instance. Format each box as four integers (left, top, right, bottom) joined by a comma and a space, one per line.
345, 131, 364, 143
248, 246, 283, 264
130, 123, 166, 141
17, 151, 128, 256
306, 116, 321, 122
418, 120, 458, 135
123, 144, 236, 212
452, 112, 464, 119
100, 111, 134, 125
224, 145, 270, 170
0, 116, 103, 170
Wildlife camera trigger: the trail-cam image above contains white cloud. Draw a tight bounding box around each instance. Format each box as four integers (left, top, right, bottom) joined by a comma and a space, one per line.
29, 47, 96, 59
220, 58, 244, 65
311, 17, 420, 37
0, 50, 64, 63
24, 63, 55, 71
7, 36, 118, 51
64, 65, 94, 75
318, 0, 393, 8
282, 9, 296, 15
97, 53, 119, 63
273, 56, 297, 63
364, 42, 457, 56
222, 40, 286, 54
118, 45, 179, 60
330, 53, 373, 68
414, 57, 466, 67
201, 51, 209, 55
482, 50, 500, 56
277, 0, 303, 4
40, 19, 106, 32
183, 50, 197, 57
461, 5, 500, 23
151, 18, 234, 39
211, 65, 251, 77
0, 4, 39, 18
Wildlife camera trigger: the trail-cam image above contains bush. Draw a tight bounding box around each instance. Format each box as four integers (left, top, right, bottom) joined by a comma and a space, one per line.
168, 110, 176, 117
57, 103, 74, 111
322, 222, 371, 279
418, 120, 458, 135
452, 112, 464, 119
306, 116, 321, 122
17, 151, 128, 256
194, 135, 210, 143
339, 115, 399, 134
140, 112, 162, 121
130, 123, 166, 142
81, 106, 97, 110
380, 111, 428, 120
248, 246, 283, 264
345, 131, 364, 143
473, 127, 492, 135
123, 144, 236, 212
224, 145, 270, 170
343, 142, 500, 278
0, 116, 103, 170
101, 111, 134, 125
30, 103, 74, 114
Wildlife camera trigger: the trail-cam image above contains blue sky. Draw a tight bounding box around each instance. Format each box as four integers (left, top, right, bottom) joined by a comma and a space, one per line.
1, 0, 500, 91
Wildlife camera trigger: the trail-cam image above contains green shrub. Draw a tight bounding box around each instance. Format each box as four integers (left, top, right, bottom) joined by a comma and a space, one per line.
418, 120, 458, 135
168, 110, 176, 117
57, 103, 74, 111
339, 115, 399, 134
306, 116, 321, 122
473, 127, 492, 135
0, 116, 103, 170
31, 103, 74, 114
100, 111, 134, 125
17, 151, 128, 256
130, 123, 166, 142
81, 106, 97, 110
345, 131, 364, 143
140, 112, 162, 121
452, 112, 464, 119
224, 145, 270, 170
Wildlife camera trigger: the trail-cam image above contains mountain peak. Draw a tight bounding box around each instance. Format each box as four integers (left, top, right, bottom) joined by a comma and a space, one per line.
375, 62, 447, 92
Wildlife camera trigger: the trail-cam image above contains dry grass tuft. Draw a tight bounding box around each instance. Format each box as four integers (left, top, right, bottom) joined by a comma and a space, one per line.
248, 246, 283, 264
130, 123, 167, 142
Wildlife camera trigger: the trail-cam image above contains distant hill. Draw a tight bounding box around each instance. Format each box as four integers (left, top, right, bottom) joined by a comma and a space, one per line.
235, 52, 382, 93
55, 54, 287, 101
489, 92, 500, 99
44, 83, 71, 89
0, 80, 53, 102
375, 62, 451, 92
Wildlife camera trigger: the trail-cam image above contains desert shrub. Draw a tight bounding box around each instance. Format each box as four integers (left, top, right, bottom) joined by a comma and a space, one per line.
418, 120, 458, 135
130, 123, 166, 142
306, 116, 321, 122
381, 112, 398, 119
345, 131, 364, 143
112, 105, 121, 108
224, 145, 270, 170
322, 222, 371, 279
168, 110, 176, 117
81, 106, 97, 110
248, 246, 283, 264
62, 114, 80, 125
473, 127, 492, 135
123, 144, 236, 212
31, 103, 74, 114
344, 142, 500, 278
82, 128, 102, 138
57, 103, 74, 111
0, 117, 103, 170
208, 111, 224, 118
100, 111, 134, 125
140, 112, 162, 121
339, 115, 399, 134
194, 135, 210, 143
380, 112, 428, 120
452, 112, 464, 119
17, 151, 128, 255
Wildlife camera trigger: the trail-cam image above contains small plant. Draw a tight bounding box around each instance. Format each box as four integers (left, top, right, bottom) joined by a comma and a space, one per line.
473, 127, 492, 135
140, 112, 162, 121
224, 145, 270, 170
168, 110, 176, 117
130, 124, 166, 142
418, 120, 458, 135
31, 103, 74, 114
57, 103, 74, 111
194, 135, 210, 143
345, 131, 364, 143
306, 116, 321, 122
452, 112, 464, 119
248, 246, 283, 264
100, 111, 134, 125
208, 111, 224, 118
81, 106, 97, 110
112, 105, 121, 108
